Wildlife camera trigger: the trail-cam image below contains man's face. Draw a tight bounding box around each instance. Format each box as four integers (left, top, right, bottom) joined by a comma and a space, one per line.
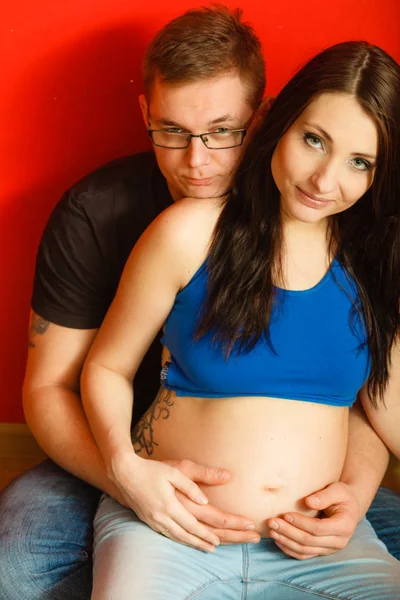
139, 74, 254, 201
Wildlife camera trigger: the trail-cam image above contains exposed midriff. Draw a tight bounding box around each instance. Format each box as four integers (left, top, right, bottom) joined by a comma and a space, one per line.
134, 391, 348, 537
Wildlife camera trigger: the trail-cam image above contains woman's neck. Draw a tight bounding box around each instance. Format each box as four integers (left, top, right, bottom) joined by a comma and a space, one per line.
277, 214, 335, 291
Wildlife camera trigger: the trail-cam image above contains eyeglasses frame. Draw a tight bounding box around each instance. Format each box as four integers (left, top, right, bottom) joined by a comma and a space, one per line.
147, 126, 248, 150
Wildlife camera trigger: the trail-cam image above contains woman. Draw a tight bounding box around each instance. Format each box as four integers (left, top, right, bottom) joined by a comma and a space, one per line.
82, 41, 400, 599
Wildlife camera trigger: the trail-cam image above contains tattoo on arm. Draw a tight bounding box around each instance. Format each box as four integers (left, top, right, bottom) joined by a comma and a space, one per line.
131, 386, 174, 456
29, 314, 50, 348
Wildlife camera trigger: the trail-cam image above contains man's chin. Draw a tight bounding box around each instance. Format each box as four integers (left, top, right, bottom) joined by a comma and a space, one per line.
188, 189, 219, 199
183, 183, 229, 200
170, 178, 230, 201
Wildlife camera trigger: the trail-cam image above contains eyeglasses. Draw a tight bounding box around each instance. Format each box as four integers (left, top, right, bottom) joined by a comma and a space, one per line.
147, 126, 247, 149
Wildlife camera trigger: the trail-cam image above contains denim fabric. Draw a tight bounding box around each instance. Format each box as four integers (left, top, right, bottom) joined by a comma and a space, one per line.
92, 495, 400, 600
0, 460, 100, 600
0, 459, 399, 600
366, 486, 400, 561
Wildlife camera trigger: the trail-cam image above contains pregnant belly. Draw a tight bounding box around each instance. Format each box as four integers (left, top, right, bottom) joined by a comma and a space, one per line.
132, 390, 349, 536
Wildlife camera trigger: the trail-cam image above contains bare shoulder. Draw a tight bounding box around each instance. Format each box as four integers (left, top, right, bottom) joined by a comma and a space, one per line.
144, 196, 223, 260
123, 196, 223, 290
157, 196, 222, 238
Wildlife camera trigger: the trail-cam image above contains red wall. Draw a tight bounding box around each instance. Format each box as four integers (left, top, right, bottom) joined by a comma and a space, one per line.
1, 0, 399, 423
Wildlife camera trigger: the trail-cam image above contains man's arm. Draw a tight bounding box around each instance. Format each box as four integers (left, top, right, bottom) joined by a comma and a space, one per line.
23, 312, 260, 543
266, 400, 389, 559
340, 399, 390, 514
23, 313, 123, 498
360, 338, 400, 460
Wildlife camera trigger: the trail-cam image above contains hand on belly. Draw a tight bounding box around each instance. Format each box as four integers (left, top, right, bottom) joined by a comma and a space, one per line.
132, 391, 348, 536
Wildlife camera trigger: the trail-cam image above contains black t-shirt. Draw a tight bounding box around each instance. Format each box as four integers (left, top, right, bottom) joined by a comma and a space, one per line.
32, 151, 173, 423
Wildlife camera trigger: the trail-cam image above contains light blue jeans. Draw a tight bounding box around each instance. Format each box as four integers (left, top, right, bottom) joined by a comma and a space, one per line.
92, 494, 400, 600
0, 459, 400, 600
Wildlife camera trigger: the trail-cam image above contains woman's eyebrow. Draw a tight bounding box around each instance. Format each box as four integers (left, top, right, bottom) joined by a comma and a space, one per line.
350, 151, 377, 160
304, 122, 377, 160
303, 122, 333, 142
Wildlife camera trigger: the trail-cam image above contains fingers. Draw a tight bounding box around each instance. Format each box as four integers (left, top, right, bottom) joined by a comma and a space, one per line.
269, 518, 342, 559
165, 459, 231, 486
174, 491, 260, 544
266, 513, 353, 559
141, 493, 220, 551
268, 524, 344, 553
168, 499, 221, 548
169, 467, 211, 506
157, 516, 260, 549
271, 527, 348, 559
305, 481, 354, 511
274, 539, 328, 560
201, 508, 257, 532
176, 490, 256, 532
160, 519, 217, 553
269, 511, 354, 539
265, 483, 360, 560
212, 528, 261, 544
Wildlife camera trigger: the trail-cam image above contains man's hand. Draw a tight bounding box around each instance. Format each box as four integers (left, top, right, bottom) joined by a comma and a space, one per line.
266, 482, 361, 560
167, 459, 261, 544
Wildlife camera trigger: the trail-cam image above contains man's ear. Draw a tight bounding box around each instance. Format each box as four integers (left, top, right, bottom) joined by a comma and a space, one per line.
138, 94, 149, 128
258, 95, 275, 119
247, 95, 275, 138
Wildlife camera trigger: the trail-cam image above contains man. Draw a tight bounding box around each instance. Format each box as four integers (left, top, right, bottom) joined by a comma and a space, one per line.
0, 5, 399, 599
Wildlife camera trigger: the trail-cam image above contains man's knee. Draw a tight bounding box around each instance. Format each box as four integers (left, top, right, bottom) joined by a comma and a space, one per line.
0, 460, 100, 599
367, 485, 400, 560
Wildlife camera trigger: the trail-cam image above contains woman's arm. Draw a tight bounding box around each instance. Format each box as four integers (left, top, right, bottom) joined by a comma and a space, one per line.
360, 338, 400, 459
81, 208, 182, 468
81, 199, 221, 551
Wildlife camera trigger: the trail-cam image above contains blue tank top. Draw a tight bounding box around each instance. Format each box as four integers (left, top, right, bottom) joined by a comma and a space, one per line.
161, 258, 370, 407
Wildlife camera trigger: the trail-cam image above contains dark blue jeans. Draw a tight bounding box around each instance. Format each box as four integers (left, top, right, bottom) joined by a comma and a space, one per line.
0, 460, 399, 600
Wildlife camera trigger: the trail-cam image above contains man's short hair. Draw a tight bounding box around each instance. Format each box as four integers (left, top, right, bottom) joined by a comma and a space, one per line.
143, 4, 266, 109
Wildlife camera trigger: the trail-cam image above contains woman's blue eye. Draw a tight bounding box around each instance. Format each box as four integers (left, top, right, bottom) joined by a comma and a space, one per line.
350, 157, 372, 171
304, 133, 322, 149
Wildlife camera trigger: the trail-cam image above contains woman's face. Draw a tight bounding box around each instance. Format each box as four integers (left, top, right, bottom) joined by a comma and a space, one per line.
271, 92, 378, 225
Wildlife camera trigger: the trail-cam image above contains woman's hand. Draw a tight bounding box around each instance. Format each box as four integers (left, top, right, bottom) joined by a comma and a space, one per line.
166, 459, 260, 545
266, 482, 361, 560
111, 451, 221, 552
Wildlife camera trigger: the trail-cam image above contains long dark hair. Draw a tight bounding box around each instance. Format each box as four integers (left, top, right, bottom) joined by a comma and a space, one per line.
196, 41, 400, 407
